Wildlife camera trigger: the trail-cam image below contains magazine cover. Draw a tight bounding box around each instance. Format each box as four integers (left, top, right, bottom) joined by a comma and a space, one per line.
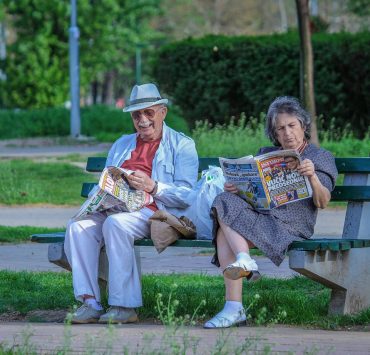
255, 150, 313, 209
219, 150, 312, 210
219, 156, 269, 209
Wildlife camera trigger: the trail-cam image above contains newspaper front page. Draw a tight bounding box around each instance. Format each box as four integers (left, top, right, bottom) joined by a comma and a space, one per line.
219, 149, 312, 210
72, 166, 153, 220
219, 155, 269, 209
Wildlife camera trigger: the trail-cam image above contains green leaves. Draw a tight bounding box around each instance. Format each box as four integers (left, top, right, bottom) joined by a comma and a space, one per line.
154, 32, 370, 138
1, 0, 162, 108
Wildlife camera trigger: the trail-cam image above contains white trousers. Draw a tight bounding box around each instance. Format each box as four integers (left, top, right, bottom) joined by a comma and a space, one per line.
64, 208, 154, 308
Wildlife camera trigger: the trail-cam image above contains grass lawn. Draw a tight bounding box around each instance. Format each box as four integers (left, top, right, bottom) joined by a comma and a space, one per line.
0, 159, 93, 205
0, 271, 369, 329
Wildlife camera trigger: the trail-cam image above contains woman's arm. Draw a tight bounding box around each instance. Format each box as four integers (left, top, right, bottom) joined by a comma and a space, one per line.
298, 159, 331, 208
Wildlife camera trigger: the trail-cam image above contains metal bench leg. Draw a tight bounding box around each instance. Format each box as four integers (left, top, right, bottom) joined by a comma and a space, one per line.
289, 248, 370, 315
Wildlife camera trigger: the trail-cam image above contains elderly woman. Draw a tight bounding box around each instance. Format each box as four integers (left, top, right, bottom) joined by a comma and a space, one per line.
204, 96, 338, 329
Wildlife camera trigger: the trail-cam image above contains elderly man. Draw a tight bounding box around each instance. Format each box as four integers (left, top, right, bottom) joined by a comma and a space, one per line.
65, 83, 198, 324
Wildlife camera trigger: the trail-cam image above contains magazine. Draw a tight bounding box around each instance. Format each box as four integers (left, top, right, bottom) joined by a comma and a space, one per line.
219, 149, 312, 210
72, 166, 153, 220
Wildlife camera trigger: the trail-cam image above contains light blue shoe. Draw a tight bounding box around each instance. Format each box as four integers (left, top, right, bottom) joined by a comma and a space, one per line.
203, 308, 247, 329
70, 304, 104, 324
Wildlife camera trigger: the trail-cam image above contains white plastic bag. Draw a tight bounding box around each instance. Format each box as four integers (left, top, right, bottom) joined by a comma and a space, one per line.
183, 166, 225, 240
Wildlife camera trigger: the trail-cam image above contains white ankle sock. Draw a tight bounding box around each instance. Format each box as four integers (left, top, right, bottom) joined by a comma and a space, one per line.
85, 298, 103, 311
223, 301, 244, 314
204, 301, 245, 328
236, 252, 252, 263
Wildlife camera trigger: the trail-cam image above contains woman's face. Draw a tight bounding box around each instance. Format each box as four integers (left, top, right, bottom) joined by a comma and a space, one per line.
275, 113, 305, 150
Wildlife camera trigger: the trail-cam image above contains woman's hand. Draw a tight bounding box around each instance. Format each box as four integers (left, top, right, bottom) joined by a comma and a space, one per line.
126, 170, 156, 193
224, 182, 239, 194
297, 159, 315, 177
297, 159, 331, 209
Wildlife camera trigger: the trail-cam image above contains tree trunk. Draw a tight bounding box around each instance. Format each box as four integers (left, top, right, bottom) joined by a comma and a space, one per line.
91, 80, 99, 104
296, 0, 319, 146
102, 70, 115, 105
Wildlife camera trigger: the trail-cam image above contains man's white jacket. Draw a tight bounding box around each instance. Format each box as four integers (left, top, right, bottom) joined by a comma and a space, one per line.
106, 123, 199, 217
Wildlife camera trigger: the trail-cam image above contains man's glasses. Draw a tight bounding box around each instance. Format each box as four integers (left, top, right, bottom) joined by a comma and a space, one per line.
131, 106, 162, 120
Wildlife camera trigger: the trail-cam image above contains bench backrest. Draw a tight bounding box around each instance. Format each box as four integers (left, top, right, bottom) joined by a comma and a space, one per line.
81, 157, 370, 203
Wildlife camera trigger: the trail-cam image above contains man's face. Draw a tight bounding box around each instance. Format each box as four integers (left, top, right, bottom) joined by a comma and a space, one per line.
131, 105, 167, 141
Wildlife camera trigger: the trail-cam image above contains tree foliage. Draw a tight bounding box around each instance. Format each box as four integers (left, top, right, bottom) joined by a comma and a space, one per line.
1, 0, 162, 108
153, 32, 370, 138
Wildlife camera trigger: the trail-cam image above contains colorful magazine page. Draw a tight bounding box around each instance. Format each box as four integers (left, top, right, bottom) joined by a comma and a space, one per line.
255, 150, 312, 209
219, 156, 269, 209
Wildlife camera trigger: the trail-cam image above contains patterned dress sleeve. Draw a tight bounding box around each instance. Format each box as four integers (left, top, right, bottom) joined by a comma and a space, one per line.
310, 148, 338, 192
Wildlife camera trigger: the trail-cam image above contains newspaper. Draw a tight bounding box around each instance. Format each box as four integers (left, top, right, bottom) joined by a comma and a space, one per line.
72, 166, 153, 220
219, 149, 312, 210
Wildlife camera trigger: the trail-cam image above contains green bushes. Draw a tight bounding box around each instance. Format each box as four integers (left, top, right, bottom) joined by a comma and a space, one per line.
153, 32, 370, 137
0, 105, 190, 141
193, 118, 370, 158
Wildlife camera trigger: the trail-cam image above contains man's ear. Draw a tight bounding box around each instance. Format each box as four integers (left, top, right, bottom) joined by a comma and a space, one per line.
162, 106, 168, 119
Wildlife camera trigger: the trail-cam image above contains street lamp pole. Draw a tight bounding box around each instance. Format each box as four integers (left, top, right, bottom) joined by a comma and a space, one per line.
69, 0, 81, 138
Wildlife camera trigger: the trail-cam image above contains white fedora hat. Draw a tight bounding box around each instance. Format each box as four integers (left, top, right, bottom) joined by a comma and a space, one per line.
123, 83, 168, 112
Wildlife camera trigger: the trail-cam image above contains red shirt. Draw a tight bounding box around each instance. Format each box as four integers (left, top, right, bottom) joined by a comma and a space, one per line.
121, 136, 161, 212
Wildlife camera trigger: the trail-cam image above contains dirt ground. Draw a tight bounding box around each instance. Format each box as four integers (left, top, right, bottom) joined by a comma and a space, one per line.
0, 310, 67, 323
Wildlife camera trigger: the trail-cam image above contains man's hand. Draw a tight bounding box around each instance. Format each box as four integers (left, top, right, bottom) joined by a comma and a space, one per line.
126, 170, 156, 193
224, 182, 239, 194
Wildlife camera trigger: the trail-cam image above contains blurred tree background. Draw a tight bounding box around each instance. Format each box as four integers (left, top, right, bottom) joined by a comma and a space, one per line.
0, 0, 368, 136
0, 0, 162, 108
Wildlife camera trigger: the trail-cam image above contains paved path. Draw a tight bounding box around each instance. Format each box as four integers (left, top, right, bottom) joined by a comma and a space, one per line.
0, 138, 111, 157
0, 322, 369, 354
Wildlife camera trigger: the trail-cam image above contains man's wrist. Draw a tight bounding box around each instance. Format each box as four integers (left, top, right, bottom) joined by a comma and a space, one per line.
149, 181, 158, 195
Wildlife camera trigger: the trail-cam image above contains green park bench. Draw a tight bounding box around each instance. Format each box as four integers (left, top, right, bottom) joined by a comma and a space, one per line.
31, 156, 370, 315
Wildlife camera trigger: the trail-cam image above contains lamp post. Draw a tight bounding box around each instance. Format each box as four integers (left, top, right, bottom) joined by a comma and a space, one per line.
69, 0, 81, 138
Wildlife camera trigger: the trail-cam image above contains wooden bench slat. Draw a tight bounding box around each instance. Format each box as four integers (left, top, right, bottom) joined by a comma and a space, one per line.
81, 182, 370, 201
31, 232, 214, 248
85, 157, 370, 174
81, 182, 96, 198
331, 186, 370, 201
31, 232, 370, 251
86, 157, 107, 172
335, 158, 370, 174
198, 158, 219, 171
289, 239, 370, 251
31, 232, 66, 243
